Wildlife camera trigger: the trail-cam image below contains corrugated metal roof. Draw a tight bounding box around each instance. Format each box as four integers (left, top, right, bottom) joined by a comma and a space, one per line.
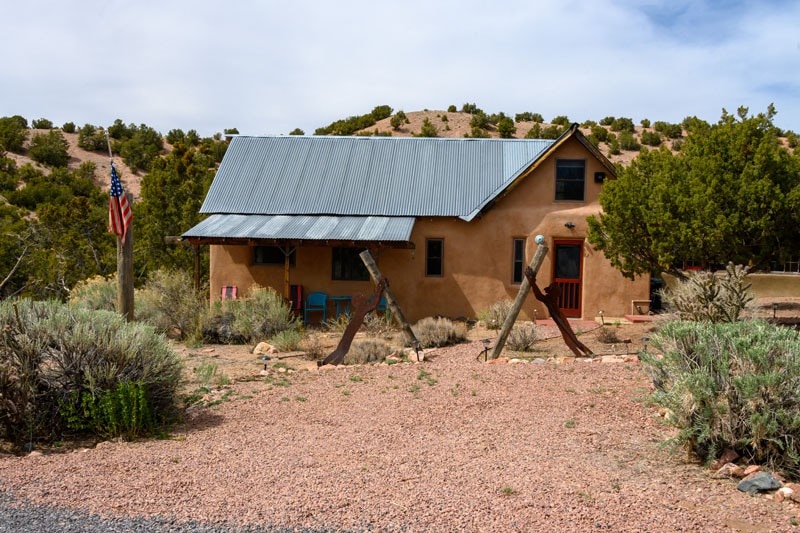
199, 135, 555, 219
183, 214, 415, 242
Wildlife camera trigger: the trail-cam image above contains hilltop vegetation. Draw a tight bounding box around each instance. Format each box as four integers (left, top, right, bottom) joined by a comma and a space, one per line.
0, 103, 797, 300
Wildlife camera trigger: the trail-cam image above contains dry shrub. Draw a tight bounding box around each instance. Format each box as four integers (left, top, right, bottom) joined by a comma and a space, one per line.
596, 326, 621, 344
506, 322, 538, 352
478, 300, 513, 330
344, 338, 393, 365
69, 275, 117, 312
661, 262, 752, 323
412, 317, 467, 348
300, 332, 326, 360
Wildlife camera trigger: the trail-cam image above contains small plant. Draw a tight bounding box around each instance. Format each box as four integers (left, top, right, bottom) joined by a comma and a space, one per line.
300, 332, 326, 360
478, 300, 513, 330
324, 313, 351, 334
345, 338, 393, 365
501, 486, 516, 496
596, 326, 621, 344
565, 418, 576, 428
362, 312, 394, 337
195, 362, 220, 389
412, 317, 467, 348
506, 322, 537, 351
661, 262, 752, 323
270, 329, 303, 352
417, 368, 437, 386
69, 275, 118, 312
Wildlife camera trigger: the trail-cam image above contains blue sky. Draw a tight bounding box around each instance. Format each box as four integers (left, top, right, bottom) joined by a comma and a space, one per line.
2, 0, 798, 137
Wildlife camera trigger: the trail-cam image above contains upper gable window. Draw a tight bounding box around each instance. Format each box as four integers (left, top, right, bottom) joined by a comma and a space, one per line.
555, 159, 586, 201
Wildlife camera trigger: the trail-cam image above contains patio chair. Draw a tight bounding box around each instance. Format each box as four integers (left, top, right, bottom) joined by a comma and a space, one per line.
304, 291, 328, 324
221, 285, 238, 300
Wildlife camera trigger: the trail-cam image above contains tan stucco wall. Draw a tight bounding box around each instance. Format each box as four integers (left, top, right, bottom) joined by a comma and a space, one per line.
662, 272, 800, 299
207, 137, 650, 322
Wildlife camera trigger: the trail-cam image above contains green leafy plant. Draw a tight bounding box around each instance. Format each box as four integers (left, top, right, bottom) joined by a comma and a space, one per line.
270, 329, 303, 351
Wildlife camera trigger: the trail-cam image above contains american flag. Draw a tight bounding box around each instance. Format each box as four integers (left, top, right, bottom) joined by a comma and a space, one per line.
108, 161, 132, 241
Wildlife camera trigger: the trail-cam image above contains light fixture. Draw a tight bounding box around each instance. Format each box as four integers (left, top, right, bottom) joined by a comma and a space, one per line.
564, 221, 575, 229
773, 302, 778, 319
598, 310, 605, 326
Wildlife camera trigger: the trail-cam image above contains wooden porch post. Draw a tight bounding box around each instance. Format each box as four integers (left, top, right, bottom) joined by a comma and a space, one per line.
490, 242, 548, 359
359, 250, 418, 347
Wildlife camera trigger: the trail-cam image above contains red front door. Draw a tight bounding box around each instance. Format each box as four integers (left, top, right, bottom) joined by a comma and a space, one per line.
553, 240, 583, 318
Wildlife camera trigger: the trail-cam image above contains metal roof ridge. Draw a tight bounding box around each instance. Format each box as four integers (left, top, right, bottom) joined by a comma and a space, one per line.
232, 134, 554, 142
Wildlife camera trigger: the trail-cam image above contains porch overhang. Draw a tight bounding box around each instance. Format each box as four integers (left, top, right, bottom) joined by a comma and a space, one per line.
182, 214, 416, 249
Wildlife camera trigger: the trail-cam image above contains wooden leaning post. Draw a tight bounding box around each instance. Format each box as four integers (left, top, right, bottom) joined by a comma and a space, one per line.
489, 242, 549, 359
359, 250, 420, 357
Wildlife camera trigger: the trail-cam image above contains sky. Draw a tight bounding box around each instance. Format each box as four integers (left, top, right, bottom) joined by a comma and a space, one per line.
3, 0, 799, 137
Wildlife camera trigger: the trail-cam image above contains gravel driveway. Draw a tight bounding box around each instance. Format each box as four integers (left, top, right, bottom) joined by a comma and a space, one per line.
1, 338, 798, 532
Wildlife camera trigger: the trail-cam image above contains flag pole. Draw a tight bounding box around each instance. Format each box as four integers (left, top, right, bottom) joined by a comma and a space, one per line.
107, 131, 135, 321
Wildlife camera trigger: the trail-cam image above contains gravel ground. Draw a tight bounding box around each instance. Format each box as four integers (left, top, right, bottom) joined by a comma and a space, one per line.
2, 337, 799, 532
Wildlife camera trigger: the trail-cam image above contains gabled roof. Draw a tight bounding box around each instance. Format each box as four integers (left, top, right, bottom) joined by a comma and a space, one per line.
199, 134, 565, 221
185, 125, 615, 243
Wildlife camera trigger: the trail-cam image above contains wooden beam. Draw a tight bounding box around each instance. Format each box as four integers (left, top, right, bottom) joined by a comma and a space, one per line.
359, 250, 419, 349
490, 243, 548, 359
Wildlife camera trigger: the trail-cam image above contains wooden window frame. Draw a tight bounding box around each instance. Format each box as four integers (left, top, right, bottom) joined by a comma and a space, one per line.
425, 238, 444, 277
555, 159, 586, 202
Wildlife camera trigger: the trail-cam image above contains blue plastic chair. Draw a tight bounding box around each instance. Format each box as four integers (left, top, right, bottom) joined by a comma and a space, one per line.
304, 292, 328, 324
376, 296, 388, 313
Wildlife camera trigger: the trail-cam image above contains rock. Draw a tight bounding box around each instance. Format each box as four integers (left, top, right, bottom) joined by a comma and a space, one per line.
26, 451, 43, 458
201, 347, 215, 353
600, 355, 624, 364
776, 487, 794, 503
744, 465, 762, 476
508, 358, 525, 364
253, 342, 278, 355
276, 367, 287, 373
487, 357, 509, 365
711, 449, 740, 470
736, 472, 782, 494
623, 355, 639, 363
785, 483, 800, 493
713, 463, 745, 479
258, 369, 270, 376
532, 358, 547, 364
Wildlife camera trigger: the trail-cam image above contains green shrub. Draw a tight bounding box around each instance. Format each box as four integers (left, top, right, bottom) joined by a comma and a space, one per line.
640, 130, 662, 147
642, 320, 800, 477
470, 111, 490, 129
415, 117, 438, 137
515, 112, 541, 123
447, 105, 457, 113
787, 131, 798, 148
28, 130, 70, 167
62, 122, 76, 134
0, 299, 181, 446
661, 263, 752, 323
541, 125, 563, 139
270, 329, 303, 351
596, 326, 621, 344
70, 275, 118, 312
204, 284, 299, 344
640, 119, 651, 128
0, 116, 29, 153
77, 124, 106, 151
136, 269, 207, 340
461, 103, 481, 114
599, 116, 615, 126
551, 115, 570, 127
653, 121, 683, 139
478, 300, 513, 330
590, 125, 608, 142
344, 338, 393, 365
607, 137, 621, 155
619, 131, 641, 151
611, 117, 635, 132
506, 322, 538, 351
300, 332, 326, 360
390, 110, 409, 130
412, 317, 467, 348
31, 118, 53, 129
497, 117, 516, 138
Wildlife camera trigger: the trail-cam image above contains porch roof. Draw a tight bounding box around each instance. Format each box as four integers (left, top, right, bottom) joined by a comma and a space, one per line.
182, 214, 415, 247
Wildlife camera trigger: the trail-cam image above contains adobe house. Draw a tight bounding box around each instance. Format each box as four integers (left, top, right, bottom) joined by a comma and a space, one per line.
183, 125, 650, 323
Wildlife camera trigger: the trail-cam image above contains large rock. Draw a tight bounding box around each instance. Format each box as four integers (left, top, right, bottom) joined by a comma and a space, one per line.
736, 472, 782, 494
253, 342, 278, 355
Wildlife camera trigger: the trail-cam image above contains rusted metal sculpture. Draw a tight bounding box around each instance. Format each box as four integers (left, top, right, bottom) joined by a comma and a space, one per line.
524, 266, 594, 358
318, 278, 387, 366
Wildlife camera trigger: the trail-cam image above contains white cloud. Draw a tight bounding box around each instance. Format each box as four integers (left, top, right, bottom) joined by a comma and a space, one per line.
1, 0, 798, 135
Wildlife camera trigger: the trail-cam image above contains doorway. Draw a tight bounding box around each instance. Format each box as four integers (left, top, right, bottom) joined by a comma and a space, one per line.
553, 240, 583, 317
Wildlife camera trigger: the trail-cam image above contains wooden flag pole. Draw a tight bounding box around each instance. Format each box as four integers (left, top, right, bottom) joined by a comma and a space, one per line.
490, 242, 548, 359
107, 132, 134, 321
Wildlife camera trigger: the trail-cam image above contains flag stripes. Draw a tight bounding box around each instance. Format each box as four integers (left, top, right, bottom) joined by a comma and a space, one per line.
108, 161, 132, 241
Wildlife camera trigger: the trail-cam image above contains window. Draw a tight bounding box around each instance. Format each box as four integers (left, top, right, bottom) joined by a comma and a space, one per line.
426, 239, 443, 277
254, 246, 295, 266
512, 238, 525, 284
555, 159, 585, 201
332, 247, 370, 281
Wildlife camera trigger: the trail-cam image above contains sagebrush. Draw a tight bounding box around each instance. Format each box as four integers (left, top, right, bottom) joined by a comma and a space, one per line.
0, 299, 182, 446
203, 284, 300, 344
412, 317, 467, 348
478, 300, 513, 330
506, 322, 538, 352
661, 262, 752, 323
136, 269, 207, 340
642, 320, 800, 478
344, 338, 394, 365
